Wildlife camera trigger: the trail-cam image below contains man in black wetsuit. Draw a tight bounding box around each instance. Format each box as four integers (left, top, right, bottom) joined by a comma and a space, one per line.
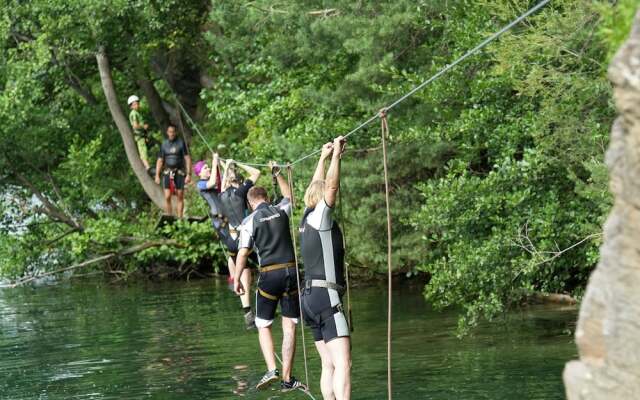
155, 124, 191, 218
300, 136, 350, 400
193, 155, 259, 329
233, 166, 305, 392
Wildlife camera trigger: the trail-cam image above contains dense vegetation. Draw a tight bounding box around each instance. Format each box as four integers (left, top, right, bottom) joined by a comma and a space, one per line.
0, 0, 634, 330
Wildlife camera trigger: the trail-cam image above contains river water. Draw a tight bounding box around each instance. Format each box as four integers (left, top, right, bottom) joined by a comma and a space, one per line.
0, 279, 576, 399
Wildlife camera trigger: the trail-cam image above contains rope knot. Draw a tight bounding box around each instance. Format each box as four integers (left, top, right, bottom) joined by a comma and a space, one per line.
378, 107, 388, 119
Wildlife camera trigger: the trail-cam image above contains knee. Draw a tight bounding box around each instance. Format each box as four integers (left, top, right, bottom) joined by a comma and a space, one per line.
255, 317, 273, 329
282, 318, 298, 333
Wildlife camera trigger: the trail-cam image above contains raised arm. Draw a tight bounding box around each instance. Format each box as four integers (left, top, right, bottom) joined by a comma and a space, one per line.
221, 159, 232, 191
324, 136, 345, 207
270, 162, 292, 200
311, 142, 334, 183
237, 162, 261, 184
204, 153, 219, 189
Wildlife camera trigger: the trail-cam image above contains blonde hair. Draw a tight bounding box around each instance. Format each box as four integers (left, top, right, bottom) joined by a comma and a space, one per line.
304, 180, 325, 209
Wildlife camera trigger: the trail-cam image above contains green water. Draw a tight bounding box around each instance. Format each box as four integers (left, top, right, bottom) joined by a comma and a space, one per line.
0, 279, 576, 399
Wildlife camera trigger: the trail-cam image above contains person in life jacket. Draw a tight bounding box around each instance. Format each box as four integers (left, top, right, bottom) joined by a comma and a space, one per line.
127, 95, 154, 174
233, 165, 306, 392
154, 124, 191, 217
300, 136, 350, 400
193, 154, 258, 329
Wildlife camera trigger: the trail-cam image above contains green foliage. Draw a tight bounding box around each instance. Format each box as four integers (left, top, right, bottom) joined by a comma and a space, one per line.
0, 0, 627, 332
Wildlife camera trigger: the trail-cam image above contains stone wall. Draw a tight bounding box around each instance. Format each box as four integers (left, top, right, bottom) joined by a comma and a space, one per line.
563, 10, 640, 400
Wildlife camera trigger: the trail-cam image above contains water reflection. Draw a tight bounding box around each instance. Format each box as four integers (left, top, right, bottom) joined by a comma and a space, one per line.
0, 280, 577, 399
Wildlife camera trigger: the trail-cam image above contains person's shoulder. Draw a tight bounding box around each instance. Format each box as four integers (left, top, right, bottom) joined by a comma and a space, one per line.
197, 180, 208, 191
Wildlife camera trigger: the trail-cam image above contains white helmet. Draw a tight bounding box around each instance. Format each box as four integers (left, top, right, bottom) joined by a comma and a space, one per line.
127, 95, 140, 105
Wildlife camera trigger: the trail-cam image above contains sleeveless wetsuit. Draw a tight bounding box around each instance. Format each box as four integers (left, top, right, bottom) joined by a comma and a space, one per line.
299, 199, 349, 342
239, 198, 300, 327
158, 137, 189, 190
197, 179, 237, 252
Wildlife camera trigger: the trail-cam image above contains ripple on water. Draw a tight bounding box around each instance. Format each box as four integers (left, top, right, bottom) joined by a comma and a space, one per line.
0, 280, 576, 400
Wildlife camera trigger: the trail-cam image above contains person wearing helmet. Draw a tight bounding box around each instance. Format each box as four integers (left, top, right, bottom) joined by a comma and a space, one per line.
128, 95, 152, 172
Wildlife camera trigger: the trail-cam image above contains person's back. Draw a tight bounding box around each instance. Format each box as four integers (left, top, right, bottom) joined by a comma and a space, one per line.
243, 199, 295, 267
220, 183, 251, 229
234, 181, 304, 391
300, 200, 345, 286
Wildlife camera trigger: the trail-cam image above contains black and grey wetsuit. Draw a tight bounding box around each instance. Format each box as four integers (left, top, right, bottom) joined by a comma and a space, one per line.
238, 198, 300, 327
300, 199, 349, 342
220, 180, 253, 229
158, 137, 189, 190
196, 180, 237, 253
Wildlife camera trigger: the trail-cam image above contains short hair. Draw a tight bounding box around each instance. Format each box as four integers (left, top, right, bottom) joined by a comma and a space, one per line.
167, 123, 177, 131
248, 186, 269, 203
304, 180, 325, 208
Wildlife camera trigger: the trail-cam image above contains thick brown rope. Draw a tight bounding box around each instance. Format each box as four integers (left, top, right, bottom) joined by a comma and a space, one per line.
286, 165, 310, 388
338, 182, 354, 332
380, 109, 393, 399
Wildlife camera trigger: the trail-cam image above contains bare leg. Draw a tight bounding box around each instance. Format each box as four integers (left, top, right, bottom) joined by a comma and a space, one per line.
176, 189, 184, 218
163, 189, 172, 216
240, 268, 252, 308
281, 317, 297, 381
315, 340, 336, 400
327, 337, 351, 400
227, 256, 236, 279
258, 326, 277, 371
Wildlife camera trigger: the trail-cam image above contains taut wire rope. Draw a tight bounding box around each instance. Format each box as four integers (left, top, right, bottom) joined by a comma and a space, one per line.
165, 0, 550, 169
379, 109, 393, 399
285, 165, 311, 389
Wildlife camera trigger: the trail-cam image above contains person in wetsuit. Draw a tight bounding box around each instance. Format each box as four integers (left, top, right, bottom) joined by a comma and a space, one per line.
193, 154, 258, 329
300, 136, 350, 400
233, 166, 306, 392
154, 124, 191, 217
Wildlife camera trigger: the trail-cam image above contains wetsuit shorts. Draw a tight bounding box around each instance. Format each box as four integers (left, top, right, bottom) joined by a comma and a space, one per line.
162, 170, 185, 190
302, 287, 350, 342
255, 267, 300, 327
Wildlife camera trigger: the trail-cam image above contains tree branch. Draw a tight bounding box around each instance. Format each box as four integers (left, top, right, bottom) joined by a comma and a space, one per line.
13, 171, 83, 231
10, 239, 184, 287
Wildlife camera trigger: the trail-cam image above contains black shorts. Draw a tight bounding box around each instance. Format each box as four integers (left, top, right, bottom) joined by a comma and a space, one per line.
302, 287, 350, 342
255, 267, 300, 325
162, 171, 185, 190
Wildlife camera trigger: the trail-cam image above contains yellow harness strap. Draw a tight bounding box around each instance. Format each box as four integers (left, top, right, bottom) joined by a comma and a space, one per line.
259, 262, 295, 273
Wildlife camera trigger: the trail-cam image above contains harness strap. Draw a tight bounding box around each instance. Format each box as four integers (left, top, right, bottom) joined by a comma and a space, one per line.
258, 287, 299, 301
318, 303, 345, 324
258, 288, 278, 301
305, 279, 345, 295
259, 262, 295, 273
163, 168, 186, 176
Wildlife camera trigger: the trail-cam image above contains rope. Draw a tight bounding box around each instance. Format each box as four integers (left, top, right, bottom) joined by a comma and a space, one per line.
379, 109, 393, 399
338, 182, 354, 332
288, 0, 550, 166
285, 165, 311, 388
161, 0, 549, 170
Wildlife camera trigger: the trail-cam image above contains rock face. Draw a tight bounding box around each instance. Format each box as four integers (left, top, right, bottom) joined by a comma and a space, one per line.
563, 11, 640, 400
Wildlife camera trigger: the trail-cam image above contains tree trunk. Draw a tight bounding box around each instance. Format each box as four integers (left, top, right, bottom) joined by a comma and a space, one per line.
96, 47, 166, 210
137, 73, 171, 132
